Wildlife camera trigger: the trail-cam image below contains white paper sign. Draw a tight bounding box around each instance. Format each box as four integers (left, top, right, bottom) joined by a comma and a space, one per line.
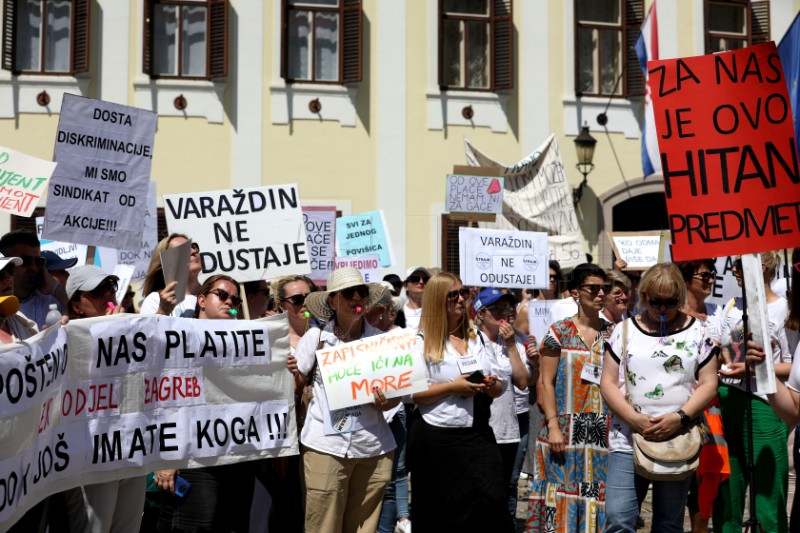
302, 206, 336, 285
446, 174, 504, 214
111, 264, 135, 305
334, 254, 381, 283
164, 185, 310, 282
459, 227, 549, 289
37, 216, 89, 269
315, 329, 427, 410
608, 231, 663, 270
742, 253, 776, 394
527, 300, 554, 344
45, 94, 156, 250
0, 146, 56, 216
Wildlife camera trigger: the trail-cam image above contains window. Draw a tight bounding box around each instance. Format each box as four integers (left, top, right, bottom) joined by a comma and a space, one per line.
2, 0, 89, 75
143, 0, 228, 80
705, 0, 769, 53
280, 0, 362, 84
438, 0, 512, 91
574, 0, 643, 97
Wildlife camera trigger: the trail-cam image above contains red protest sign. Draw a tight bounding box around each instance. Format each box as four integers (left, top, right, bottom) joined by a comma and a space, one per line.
648, 42, 800, 261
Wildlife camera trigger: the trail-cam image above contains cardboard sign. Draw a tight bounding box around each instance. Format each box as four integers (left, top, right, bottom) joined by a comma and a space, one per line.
527, 300, 555, 344
315, 329, 426, 410
0, 314, 296, 530
446, 173, 504, 214
334, 254, 381, 283
45, 94, 156, 251
303, 206, 336, 285
607, 231, 664, 270
459, 227, 549, 289
335, 210, 394, 268
164, 185, 310, 282
0, 146, 56, 216
741, 253, 776, 393
648, 42, 800, 261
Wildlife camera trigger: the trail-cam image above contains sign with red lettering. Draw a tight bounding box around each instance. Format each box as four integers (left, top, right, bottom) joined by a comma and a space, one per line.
648, 42, 800, 260
316, 329, 427, 410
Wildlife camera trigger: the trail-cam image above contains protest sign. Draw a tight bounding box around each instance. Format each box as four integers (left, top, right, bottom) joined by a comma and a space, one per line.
334, 254, 381, 283
303, 206, 336, 285
527, 300, 554, 343
112, 264, 135, 305
464, 135, 586, 269
0, 146, 56, 217
45, 94, 156, 251
164, 185, 310, 282
37, 216, 88, 269
741, 253, 776, 394
0, 313, 296, 530
607, 231, 663, 270
160, 239, 192, 306
98, 181, 158, 282
336, 210, 394, 268
315, 329, 426, 410
648, 42, 800, 261
446, 171, 504, 215
459, 227, 549, 289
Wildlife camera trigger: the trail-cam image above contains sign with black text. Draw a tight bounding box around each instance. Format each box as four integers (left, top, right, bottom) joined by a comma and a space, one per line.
302, 206, 336, 286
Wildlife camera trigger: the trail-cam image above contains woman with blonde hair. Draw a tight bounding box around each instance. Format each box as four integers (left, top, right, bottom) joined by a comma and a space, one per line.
140, 233, 202, 317
409, 272, 508, 532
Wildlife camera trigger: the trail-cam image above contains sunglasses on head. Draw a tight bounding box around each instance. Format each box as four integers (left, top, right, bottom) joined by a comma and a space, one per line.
447, 288, 470, 301
581, 283, 612, 294
209, 288, 242, 307
649, 297, 680, 309
282, 293, 307, 306
86, 279, 118, 299
693, 271, 717, 282
406, 274, 429, 285
337, 285, 369, 300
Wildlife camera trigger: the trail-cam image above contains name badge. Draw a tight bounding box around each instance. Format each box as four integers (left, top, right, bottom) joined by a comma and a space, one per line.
581, 362, 601, 384
457, 356, 481, 375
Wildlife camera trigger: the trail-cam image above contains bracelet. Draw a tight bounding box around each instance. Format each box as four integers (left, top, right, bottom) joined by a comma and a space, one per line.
546, 414, 558, 422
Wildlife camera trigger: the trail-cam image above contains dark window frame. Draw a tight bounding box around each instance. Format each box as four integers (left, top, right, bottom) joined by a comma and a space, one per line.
704, 0, 770, 54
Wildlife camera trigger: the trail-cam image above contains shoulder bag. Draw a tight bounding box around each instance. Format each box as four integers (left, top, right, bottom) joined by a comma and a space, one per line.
296, 329, 325, 430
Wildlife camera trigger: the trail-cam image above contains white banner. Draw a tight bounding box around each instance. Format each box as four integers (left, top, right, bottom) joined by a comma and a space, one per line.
459, 227, 549, 289
36, 216, 89, 269
45, 94, 156, 251
164, 185, 310, 282
302, 206, 336, 285
0, 146, 56, 217
316, 329, 426, 411
464, 134, 586, 269
0, 314, 296, 530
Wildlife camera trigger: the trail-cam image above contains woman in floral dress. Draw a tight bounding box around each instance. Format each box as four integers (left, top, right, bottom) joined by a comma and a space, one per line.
527, 263, 611, 532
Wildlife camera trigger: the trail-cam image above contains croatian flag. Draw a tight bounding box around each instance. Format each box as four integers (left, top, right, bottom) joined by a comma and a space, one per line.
778, 11, 800, 157
635, 2, 659, 178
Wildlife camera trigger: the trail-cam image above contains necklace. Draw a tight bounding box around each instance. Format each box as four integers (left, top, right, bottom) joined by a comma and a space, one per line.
334, 322, 360, 342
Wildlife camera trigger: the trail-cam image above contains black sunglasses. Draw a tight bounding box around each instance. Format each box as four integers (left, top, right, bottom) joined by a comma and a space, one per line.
87, 279, 118, 299
210, 288, 242, 307
282, 293, 307, 306
447, 288, 470, 301
649, 297, 680, 309
581, 284, 612, 294
336, 285, 369, 300
405, 274, 429, 285
693, 271, 717, 283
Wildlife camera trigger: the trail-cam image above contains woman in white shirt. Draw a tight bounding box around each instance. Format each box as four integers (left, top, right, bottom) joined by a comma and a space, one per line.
409, 272, 508, 532
139, 234, 201, 317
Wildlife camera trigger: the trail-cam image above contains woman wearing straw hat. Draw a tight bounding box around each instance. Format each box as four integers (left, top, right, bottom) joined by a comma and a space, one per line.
294, 267, 398, 533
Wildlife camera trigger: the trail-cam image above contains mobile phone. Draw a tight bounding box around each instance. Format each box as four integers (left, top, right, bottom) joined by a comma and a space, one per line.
174, 476, 191, 498
466, 370, 485, 384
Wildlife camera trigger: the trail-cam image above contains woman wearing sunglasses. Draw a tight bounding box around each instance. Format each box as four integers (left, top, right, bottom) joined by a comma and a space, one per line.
293, 267, 397, 532
600, 263, 718, 532
526, 263, 611, 532
140, 233, 202, 317
714, 251, 791, 533
408, 272, 507, 532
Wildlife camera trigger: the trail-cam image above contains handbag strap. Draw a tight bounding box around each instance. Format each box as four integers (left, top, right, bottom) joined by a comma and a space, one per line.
621, 319, 632, 405
305, 327, 325, 385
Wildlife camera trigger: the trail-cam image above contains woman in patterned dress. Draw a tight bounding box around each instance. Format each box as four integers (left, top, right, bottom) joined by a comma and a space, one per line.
526, 263, 611, 532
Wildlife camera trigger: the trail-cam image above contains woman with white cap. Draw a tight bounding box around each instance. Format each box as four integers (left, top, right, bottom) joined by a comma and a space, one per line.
292, 267, 397, 533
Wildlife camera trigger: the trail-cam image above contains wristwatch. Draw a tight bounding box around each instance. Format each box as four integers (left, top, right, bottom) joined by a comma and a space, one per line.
676, 409, 691, 426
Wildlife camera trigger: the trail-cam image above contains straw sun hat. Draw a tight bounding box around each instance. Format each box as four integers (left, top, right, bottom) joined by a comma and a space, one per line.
305, 267, 387, 321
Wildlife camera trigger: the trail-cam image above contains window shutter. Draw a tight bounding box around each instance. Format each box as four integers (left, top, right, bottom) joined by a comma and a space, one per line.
625, 0, 644, 96
208, 0, 227, 78
491, 0, 513, 91
142, 0, 153, 76
750, 0, 770, 45
280, 0, 288, 80
438, 0, 445, 88
340, 0, 361, 83
71, 0, 89, 74
1, 0, 16, 73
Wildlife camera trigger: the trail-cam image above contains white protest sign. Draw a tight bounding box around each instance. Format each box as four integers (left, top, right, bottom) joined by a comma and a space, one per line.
303, 206, 336, 285
707, 256, 740, 307
45, 94, 156, 250
527, 300, 555, 344
164, 185, 310, 282
741, 253, 776, 394
0, 146, 56, 216
316, 329, 426, 410
607, 231, 663, 270
112, 264, 135, 305
0, 314, 296, 530
335, 210, 394, 268
446, 173, 504, 214
459, 227, 548, 289
334, 254, 381, 283
466, 135, 586, 269
98, 181, 158, 282
37, 216, 88, 269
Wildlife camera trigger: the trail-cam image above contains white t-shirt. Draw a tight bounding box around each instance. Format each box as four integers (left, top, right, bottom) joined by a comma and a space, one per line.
512, 332, 532, 415
404, 304, 422, 332
481, 331, 520, 443
140, 291, 197, 318
606, 317, 717, 452
295, 321, 396, 459
417, 331, 503, 428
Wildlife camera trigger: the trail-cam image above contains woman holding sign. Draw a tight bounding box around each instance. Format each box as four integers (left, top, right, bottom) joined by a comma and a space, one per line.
408, 272, 508, 532
293, 267, 398, 533
140, 233, 202, 317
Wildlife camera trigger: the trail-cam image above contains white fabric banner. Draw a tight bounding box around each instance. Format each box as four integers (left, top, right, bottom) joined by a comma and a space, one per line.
0, 314, 296, 530
459, 227, 549, 289
464, 134, 586, 269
